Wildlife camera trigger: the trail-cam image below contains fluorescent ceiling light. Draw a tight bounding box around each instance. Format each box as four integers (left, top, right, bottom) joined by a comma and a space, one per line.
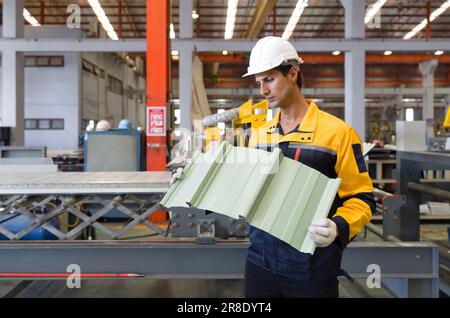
224, 0, 239, 40
102, 23, 114, 33
23, 8, 41, 26
384, 50, 392, 55
434, 50, 444, 55
364, 0, 387, 24
171, 50, 179, 61
332, 50, 341, 56
282, 0, 309, 40
170, 23, 176, 39
404, 0, 450, 39
93, 6, 106, 17
107, 31, 118, 41
88, 0, 118, 40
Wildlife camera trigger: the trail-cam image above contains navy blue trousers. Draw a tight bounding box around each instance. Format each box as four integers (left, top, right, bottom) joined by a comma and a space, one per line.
244, 260, 339, 298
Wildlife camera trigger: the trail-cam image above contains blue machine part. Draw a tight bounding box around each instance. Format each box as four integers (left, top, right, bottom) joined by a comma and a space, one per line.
0, 214, 59, 240
84, 129, 145, 172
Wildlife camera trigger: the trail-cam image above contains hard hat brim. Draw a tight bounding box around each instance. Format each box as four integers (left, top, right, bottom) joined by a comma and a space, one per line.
242, 57, 304, 78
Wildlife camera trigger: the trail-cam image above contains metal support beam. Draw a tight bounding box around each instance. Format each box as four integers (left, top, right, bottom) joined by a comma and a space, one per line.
0, 38, 450, 53
179, 0, 193, 130
2, 0, 25, 38
1, 50, 25, 145
340, 0, 365, 39
341, 0, 366, 139
341, 242, 439, 298
0, 241, 439, 297
344, 48, 366, 139
0, 240, 249, 279
419, 59, 438, 140
396, 151, 450, 241
1, 0, 25, 145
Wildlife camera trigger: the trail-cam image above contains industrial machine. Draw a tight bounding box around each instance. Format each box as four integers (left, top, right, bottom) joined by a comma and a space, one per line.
428, 106, 450, 152
202, 99, 269, 150
84, 129, 146, 172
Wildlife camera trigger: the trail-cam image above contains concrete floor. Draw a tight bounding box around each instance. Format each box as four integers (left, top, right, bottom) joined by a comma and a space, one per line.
0, 223, 447, 298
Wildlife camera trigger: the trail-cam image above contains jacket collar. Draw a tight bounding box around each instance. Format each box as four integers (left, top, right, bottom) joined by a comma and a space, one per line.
265, 99, 319, 133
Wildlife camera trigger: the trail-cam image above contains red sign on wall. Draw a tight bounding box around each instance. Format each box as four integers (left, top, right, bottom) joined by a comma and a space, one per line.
146, 106, 166, 136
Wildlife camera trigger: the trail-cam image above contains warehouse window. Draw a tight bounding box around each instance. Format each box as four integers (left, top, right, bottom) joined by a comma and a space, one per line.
25, 119, 38, 130
25, 119, 64, 130
25, 56, 64, 67
107, 75, 123, 95
38, 119, 51, 129
127, 86, 134, 100
82, 59, 105, 78
82, 60, 94, 73
51, 119, 64, 129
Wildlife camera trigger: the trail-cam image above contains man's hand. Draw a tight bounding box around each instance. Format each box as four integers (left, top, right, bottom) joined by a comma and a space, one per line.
308, 218, 338, 248
169, 167, 184, 186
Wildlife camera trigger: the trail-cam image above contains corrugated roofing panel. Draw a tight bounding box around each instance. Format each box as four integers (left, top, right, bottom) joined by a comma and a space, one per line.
161, 142, 341, 254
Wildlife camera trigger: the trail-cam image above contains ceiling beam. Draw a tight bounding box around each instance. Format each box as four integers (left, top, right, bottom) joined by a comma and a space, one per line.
2, 38, 450, 53
172, 38, 450, 52
245, 0, 277, 38
197, 53, 450, 64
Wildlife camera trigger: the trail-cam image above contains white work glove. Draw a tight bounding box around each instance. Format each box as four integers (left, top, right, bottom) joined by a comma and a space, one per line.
169, 167, 184, 186
308, 218, 338, 248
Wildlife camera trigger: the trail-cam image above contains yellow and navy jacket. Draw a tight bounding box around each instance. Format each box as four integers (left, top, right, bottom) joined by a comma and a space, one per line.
247, 100, 375, 281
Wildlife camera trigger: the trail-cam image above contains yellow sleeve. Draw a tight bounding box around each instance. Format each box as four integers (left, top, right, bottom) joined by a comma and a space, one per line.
332, 127, 375, 248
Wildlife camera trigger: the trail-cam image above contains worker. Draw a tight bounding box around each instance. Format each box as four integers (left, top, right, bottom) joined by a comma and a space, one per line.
118, 118, 132, 129
85, 120, 95, 132
170, 36, 375, 298
241, 36, 374, 298
95, 120, 112, 131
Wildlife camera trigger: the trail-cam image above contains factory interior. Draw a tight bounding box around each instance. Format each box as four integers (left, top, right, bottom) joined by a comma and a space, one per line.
0, 0, 449, 300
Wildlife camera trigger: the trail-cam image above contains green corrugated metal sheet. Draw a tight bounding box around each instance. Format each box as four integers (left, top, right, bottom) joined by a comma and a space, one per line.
161, 142, 341, 254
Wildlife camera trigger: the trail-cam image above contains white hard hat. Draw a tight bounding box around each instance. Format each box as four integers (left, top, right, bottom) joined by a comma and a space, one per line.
242, 36, 303, 77
95, 120, 111, 131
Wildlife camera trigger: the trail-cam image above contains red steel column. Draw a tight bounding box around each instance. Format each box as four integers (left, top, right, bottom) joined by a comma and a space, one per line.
40, 1, 45, 25
146, 0, 169, 171
119, 0, 123, 38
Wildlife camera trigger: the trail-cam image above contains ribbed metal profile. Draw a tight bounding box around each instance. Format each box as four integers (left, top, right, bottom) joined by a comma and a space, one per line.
161, 142, 341, 254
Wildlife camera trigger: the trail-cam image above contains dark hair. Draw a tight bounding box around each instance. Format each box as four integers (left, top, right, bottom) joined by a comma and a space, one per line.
274, 63, 303, 90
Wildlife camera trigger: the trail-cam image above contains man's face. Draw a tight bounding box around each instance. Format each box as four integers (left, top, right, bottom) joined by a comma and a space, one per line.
254, 68, 296, 109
